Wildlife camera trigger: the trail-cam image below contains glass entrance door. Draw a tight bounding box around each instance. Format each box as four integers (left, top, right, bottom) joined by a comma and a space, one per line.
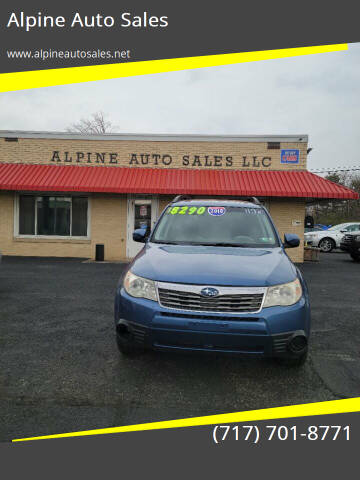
127, 197, 158, 258
134, 202, 152, 231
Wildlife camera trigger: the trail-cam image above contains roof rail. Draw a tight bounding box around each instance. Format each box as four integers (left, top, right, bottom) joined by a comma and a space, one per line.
172, 194, 193, 203
241, 196, 262, 205
171, 195, 262, 205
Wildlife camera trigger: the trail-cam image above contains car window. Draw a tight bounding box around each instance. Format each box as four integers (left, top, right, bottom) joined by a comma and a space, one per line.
152, 205, 279, 247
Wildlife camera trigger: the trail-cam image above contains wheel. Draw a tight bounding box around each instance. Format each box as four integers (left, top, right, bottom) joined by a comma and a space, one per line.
116, 332, 141, 356
318, 238, 335, 253
275, 351, 308, 367
350, 253, 360, 262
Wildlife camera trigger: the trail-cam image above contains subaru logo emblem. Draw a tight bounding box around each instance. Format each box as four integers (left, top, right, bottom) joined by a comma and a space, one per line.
200, 287, 219, 297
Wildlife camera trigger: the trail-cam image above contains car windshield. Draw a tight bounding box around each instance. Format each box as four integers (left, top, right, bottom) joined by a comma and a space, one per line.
151, 205, 279, 247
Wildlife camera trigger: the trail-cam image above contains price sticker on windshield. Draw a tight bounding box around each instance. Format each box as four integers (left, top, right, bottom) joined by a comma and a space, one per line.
167, 206, 206, 215
208, 206, 226, 216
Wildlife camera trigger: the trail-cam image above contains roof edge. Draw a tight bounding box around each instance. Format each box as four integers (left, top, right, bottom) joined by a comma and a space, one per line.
0, 130, 309, 143
0, 163, 357, 200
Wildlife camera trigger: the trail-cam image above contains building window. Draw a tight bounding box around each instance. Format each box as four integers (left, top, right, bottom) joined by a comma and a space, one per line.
18, 195, 88, 237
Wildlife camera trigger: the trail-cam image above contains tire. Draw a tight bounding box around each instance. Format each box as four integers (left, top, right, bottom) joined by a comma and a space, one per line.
275, 351, 308, 367
116, 332, 141, 356
350, 253, 360, 262
318, 238, 335, 253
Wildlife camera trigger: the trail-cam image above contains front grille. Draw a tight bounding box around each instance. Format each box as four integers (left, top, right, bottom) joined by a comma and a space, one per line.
158, 288, 264, 313
160, 312, 259, 321
154, 340, 264, 353
342, 234, 354, 245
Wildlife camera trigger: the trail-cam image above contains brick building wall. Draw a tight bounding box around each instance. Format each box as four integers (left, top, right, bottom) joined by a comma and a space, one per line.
0, 192, 305, 262
0, 133, 308, 262
0, 192, 129, 260
268, 198, 305, 263
0, 136, 307, 171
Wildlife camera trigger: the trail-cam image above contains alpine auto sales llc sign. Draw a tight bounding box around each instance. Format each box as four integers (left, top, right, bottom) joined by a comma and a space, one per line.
50, 151, 279, 168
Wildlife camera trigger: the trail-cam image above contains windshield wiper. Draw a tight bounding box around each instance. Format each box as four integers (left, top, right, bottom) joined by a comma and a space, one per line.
153, 240, 249, 247
152, 240, 182, 245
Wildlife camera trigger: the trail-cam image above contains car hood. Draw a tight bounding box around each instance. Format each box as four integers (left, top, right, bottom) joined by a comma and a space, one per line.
305, 230, 335, 237
130, 243, 297, 287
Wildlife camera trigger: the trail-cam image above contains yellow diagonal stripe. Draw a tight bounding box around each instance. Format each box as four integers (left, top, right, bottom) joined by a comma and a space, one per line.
12, 396, 360, 442
0, 44, 347, 93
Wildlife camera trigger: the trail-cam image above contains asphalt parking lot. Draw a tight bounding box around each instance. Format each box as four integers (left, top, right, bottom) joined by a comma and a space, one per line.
0, 253, 359, 441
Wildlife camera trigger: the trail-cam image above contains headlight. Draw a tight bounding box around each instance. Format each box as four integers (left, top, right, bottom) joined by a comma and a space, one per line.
123, 271, 157, 302
263, 278, 302, 307
356, 235, 360, 242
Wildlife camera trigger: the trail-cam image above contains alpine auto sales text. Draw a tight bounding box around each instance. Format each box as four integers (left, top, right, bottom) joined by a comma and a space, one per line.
6, 12, 169, 32
50, 151, 273, 168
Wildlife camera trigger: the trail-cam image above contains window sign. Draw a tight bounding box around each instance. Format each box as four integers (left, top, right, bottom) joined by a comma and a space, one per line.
281, 149, 300, 164
139, 205, 147, 217
134, 203, 152, 229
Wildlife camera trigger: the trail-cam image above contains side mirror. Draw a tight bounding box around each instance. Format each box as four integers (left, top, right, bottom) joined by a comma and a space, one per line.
133, 228, 148, 243
284, 233, 300, 249
340, 230, 346, 233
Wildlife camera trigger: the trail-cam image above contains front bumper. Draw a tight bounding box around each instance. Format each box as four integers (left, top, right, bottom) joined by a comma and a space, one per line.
340, 243, 350, 252
115, 289, 311, 357
341, 241, 360, 254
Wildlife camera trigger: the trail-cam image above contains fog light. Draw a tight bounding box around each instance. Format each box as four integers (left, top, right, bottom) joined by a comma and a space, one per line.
117, 323, 130, 337
288, 334, 307, 354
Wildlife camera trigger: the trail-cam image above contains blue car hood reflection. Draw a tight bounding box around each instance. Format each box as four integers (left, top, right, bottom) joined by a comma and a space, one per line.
130, 244, 297, 287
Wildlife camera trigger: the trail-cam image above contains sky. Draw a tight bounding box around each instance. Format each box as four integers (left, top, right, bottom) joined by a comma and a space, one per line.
0, 43, 359, 171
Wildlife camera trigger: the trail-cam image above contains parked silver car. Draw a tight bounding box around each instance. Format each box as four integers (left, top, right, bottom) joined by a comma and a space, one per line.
304, 222, 360, 252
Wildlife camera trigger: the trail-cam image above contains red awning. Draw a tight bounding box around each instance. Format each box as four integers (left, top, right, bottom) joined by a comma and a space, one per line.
0, 163, 358, 199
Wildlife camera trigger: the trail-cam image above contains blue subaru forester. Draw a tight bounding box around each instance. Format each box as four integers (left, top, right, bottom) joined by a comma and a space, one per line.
114, 197, 310, 366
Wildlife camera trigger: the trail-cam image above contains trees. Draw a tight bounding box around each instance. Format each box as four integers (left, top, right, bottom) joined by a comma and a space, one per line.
347, 174, 360, 220
66, 111, 116, 134
325, 173, 342, 185
308, 173, 360, 225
